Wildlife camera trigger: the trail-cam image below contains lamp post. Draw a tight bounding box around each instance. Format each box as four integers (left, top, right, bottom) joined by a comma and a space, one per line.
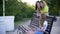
3, 0, 5, 16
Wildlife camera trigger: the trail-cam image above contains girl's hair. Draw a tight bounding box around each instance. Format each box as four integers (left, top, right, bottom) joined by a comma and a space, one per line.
40, 1, 44, 3
35, 1, 40, 11
40, 1, 45, 9
39, 14, 46, 27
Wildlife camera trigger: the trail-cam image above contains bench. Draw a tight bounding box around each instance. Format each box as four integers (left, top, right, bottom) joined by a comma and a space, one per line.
44, 16, 55, 34
17, 13, 57, 34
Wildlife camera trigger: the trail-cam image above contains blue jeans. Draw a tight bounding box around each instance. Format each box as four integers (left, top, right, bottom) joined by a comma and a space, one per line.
35, 31, 43, 34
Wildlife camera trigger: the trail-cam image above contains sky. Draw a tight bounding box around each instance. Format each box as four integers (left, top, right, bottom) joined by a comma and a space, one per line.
18, 0, 41, 5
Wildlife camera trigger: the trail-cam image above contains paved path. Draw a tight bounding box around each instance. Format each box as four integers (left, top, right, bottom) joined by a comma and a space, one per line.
51, 17, 60, 34
18, 20, 31, 30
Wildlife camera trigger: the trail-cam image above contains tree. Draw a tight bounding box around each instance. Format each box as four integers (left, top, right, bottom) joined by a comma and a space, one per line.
5, 0, 35, 22
44, 0, 60, 16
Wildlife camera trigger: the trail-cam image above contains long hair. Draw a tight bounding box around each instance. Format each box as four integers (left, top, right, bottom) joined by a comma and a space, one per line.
39, 14, 46, 27
35, 1, 40, 11
40, 1, 45, 9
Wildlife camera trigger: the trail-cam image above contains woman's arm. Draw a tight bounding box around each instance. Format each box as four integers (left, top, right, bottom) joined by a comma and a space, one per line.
42, 21, 48, 31
38, 21, 48, 32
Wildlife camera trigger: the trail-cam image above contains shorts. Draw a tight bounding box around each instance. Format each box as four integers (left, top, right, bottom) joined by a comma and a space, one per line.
35, 31, 43, 34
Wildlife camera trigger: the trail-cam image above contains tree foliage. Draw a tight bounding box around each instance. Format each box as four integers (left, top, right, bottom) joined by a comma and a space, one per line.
5, 0, 35, 22
44, 0, 60, 16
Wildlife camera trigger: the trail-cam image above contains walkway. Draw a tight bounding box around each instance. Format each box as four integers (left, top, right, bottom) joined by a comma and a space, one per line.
51, 17, 60, 34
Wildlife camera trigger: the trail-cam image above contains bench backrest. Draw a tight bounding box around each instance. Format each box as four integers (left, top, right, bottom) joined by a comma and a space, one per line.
30, 14, 55, 34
